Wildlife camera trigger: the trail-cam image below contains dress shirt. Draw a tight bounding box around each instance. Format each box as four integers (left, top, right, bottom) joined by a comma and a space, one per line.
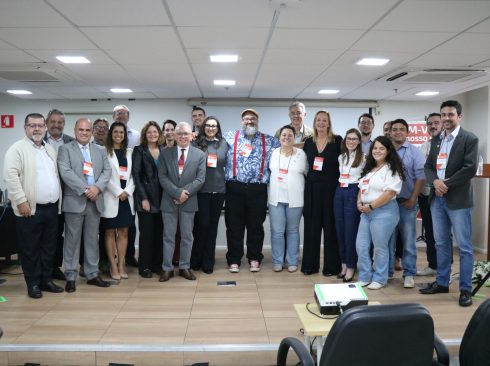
127, 128, 141, 149
176, 145, 190, 164
224, 130, 280, 184
437, 125, 460, 179
338, 152, 365, 184
396, 141, 426, 200
361, 139, 373, 155
32, 141, 60, 204
46, 133, 64, 152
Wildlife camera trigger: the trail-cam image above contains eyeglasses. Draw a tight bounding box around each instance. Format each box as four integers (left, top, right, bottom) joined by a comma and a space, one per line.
205, 124, 218, 128
242, 117, 257, 122
289, 111, 304, 116
359, 121, 373, 125
94, 126, 108, 131
176, 132, 190, 137
26, 124, 46, 129
345, 137, 359, 142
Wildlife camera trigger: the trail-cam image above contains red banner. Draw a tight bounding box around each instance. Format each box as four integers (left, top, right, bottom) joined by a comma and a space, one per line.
407, 122, 429, 145
1, 115, 14, 128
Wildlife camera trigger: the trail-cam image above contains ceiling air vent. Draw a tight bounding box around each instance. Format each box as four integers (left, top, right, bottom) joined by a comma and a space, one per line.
384, 68, 487, 83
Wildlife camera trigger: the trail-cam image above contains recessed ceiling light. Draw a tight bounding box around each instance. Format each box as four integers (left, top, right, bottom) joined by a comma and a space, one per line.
213, 80, 236, 86
356, 58, 390, 66
56, 56, 90, 64
416, 91, 439, 96
210, 54, 239, 63
6, 89, 32, 95
110, 88, 133, 93
318, 89, 339, 94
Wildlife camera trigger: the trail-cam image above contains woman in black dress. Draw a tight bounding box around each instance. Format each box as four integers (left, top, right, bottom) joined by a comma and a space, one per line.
301, 110, 342, 276
132, 121, 164, 278
101, 122, 135, 280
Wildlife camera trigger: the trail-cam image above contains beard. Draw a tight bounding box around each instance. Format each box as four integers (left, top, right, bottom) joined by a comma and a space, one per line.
243, 125, 257, 137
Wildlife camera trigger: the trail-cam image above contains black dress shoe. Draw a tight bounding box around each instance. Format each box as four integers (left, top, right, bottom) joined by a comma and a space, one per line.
179, 269, 196, 280
65, 281, 76, 293
41, 280, 64, 293
459, 291, 473, 307
202, 268, 213, 274
87, 276, 110, 287
322, 271, 337, 277
191, 265, 201, 271
126, 257, 139, 267
27, 285, 42, 299
302, 269, 318, 276
140, 269, 153, 278
159, 270, 174, 282
52, 267, 66, 281
419, 281, 449, 294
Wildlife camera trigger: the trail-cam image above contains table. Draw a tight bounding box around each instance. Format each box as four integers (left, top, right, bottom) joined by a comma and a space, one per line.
294, 302, 380, 364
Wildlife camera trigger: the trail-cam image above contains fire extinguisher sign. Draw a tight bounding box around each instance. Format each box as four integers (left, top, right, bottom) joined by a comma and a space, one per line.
1, 115, 14, 128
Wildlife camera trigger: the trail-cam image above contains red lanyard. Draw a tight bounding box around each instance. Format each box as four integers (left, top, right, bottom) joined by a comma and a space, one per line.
233, 130, 266, 181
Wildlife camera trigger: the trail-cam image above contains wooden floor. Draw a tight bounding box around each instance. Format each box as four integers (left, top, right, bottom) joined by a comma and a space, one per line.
0, 248, 488, 366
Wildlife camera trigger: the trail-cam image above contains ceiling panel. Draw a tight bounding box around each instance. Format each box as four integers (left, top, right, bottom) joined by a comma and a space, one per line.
178, 27, 269, 49
0, 28, 95, 50
0, 0, 70, 27
48, 0, 170, 26
429, 33, 490, 56
0, 50, 42, 64
262, 49, 339, 66
269, 28, 363, 50
186, 49, 263, 64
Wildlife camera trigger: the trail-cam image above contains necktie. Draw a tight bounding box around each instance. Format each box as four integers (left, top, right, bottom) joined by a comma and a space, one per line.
81, 145, 95, 185
178, 148, 185, 176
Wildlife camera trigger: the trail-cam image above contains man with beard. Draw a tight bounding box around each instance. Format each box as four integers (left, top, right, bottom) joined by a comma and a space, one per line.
224, 109, 280, 273
358, 113, 375, 155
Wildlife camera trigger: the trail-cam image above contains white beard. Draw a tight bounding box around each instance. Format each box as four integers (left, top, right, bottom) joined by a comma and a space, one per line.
244, 125, 257, 137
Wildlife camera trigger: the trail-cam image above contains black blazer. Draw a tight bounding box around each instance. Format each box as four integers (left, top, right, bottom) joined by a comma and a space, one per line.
424, 127, 478, 209
132, 145, 164, 213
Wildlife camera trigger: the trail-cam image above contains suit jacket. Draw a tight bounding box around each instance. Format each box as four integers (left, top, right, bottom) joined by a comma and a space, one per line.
102, 148, 135, 218
424, 127, 478, 209
158, 145, 206, 213
132, 144, 163, 213
57, 140, 111, 214
43, 133, 75, 144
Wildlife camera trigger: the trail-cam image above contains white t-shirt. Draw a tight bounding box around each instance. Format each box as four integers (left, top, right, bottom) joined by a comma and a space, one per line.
358, 164, 402, 204
338, 152, 366, 185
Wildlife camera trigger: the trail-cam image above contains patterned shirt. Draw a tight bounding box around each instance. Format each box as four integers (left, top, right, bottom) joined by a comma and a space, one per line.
224, 130, 280, 184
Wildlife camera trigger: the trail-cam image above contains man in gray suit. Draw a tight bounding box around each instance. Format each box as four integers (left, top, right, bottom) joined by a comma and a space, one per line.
57, 118, 112, 293
43, 108, 75, 281
420, 100, 478, 307
158, 122, 206, 282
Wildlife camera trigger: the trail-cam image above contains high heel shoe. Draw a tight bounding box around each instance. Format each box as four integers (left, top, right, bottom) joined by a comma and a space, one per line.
111, 270, 121, 280
337, 273, 346, 279
343, 269, 356, 282
120, 272, 129, 279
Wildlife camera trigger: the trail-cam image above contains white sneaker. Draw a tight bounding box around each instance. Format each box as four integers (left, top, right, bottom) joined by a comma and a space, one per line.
273, 265, 283, 272
367, 281, 385, 290
229, 264, 240, 273
358, 281, 370, 287
250, 260, 261, 272
416, 267, 437, 276
404, 276, 415, 288
288, 265, 298, 273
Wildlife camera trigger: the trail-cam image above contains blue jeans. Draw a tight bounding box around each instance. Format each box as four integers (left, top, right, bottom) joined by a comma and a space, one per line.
269, 203, 303, 266
430, 196, 473, 292
333, 185, 360, 268
356, 200, 399, 285
388, 201, 418, 277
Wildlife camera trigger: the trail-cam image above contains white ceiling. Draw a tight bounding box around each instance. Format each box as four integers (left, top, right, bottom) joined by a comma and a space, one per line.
1, 0, 490, 102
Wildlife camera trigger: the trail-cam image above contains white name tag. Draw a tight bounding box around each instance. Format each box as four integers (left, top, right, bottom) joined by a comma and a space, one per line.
119, 166, 128, 180
240, 144, 253, 158
313, 156, 324, 171
83, 162, 94, 176
207, 153, 217, 168
339, 173, 350, 187
278, 168, 288, 182
437, 153, 448, 170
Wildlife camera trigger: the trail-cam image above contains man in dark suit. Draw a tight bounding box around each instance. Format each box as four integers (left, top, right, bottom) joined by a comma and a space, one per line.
43, 108, 75, 281
57, 118, 112, 293
420, 100, 478, 307
158, 122, 206, 282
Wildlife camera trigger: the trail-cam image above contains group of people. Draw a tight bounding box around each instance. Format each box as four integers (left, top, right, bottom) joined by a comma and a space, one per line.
4, 100, 478, 307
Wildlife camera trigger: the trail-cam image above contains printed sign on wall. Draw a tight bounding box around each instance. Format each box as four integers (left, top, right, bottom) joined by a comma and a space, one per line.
1, 115, 14, 128
408, 122, 429, 145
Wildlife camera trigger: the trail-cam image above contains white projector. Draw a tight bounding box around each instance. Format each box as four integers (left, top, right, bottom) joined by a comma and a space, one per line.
314, 283, 369, 315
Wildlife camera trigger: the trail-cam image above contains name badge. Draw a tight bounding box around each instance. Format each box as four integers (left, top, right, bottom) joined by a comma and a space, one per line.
278, 168, 288, 182
83, 162, 94, 176
207, 153, 217, 168
436, 153, 448, 170
119, 166, 128, 180
240, 144, 253, 158
339, 173, 350, 188
313, 156, 324, 171
361, 178, 370, 194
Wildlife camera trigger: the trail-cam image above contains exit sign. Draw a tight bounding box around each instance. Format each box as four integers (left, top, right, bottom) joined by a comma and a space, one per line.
1, 115, 14, 128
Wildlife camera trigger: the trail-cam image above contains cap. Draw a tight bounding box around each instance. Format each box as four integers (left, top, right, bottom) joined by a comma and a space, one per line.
241, 108, 259, 119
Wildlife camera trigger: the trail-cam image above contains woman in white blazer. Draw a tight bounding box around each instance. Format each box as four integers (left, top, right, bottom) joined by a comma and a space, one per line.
101, 122, 135, 280
268, 125, 308, 273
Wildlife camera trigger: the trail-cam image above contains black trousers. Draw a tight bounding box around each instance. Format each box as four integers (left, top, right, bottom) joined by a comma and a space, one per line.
302, 181, 341, 275
418, 194, 437, 269
191, 192, 225, 271
15, 204, 58, 286
225, 182, 267, 266
125, 223, 137, 260
137, 210, 163, 273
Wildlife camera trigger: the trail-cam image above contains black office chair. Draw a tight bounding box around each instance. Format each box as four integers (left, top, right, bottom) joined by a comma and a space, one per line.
277, 303, 447, 366
435, 297, 490, 366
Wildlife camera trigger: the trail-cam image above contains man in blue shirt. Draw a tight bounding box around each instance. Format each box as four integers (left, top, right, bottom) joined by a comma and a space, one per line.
389, 119, 426, 288
224, 109, 280, 273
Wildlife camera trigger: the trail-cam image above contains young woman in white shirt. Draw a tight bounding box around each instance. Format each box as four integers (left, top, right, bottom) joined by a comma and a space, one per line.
333, 128, 365, 282
268, 125, 308, 272
356, 136, 404, 290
